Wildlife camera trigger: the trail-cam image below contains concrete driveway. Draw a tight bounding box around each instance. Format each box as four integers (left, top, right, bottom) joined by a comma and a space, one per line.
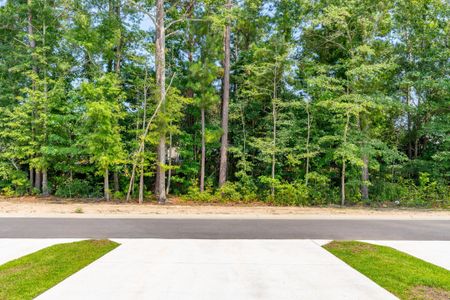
35, 239, 396, 300
0, 238, 79, 265
365, 240, 450, 270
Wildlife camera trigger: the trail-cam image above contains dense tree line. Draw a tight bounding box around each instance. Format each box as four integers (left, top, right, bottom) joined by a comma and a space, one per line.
0, 0, 448, 206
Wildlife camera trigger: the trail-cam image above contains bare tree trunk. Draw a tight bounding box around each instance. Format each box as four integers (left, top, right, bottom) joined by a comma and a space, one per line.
138, 161, 145, 203
40, 16, 51, 196
139, 75, 148, 204
34, 170, 41, 191
414, 94, 420, 159
341, 113, 350, 206
42, 170, 49, 196
27, 0, 36, 69
218, 0, 232, 188
114, 0, 122, 74
406, 86, 413, 159
127, 165, 136, 202
414, 139, 419, 158
112, 2, 122, 197
114, 171, 119, 193
360, 114, 369, 201
271, 70, 277, 200
166, 121, 173, 195
104, 168, 110, 201
29, 168, 34, 191
157, 138, 166, 204
154, 150, 160, 195
200, 108, 206, 192
305, 101, 311, 186
126, 73, 171, 203
28, 0, 37, 192
155, 0, 167, 204
341, 161, 346, 206
361, 155, 369, 200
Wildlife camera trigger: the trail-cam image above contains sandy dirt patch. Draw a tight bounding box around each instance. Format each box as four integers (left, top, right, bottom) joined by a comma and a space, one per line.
0, 196, 449, 219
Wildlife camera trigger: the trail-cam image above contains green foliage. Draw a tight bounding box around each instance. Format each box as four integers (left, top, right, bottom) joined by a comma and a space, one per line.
306, 172, 335, 205
183, 180, 216, 203
272, 181, 309, 206
0, 0, 448, 206
80, 74, 126, 173
0, 163, 29, 196
216, 182, 247, 203
54, 178, 102, 198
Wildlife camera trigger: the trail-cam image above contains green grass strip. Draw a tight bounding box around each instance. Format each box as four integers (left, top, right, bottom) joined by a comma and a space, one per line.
324, 241, 450, 300
0, 239, 119, 300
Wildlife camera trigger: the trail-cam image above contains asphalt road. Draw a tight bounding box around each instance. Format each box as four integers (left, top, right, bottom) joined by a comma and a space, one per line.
1, 218, 449, 240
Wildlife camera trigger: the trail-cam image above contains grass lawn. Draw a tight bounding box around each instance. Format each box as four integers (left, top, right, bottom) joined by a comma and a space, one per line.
324, 241, 450, 300
0, 239, 119, 300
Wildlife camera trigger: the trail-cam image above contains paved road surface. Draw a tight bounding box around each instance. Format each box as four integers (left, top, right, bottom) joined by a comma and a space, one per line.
1, 218, 449, 240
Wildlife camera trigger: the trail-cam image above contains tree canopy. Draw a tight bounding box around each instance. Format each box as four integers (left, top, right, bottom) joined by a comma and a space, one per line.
0, 0, 448, 207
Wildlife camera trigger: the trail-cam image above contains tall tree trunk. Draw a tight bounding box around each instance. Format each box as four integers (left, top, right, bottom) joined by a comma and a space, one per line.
166, 121, 173, 195
34, 170, 41, 191
218, 0, 232, 188
114, 171, 119, 193
271, 69, 278, 200
28, 0, 37, 192
341, 161, 346, 206
114, 0, 122, 74
361, 155, 369, 200
360, 114, 369, 201
27, 0, 36, 70
126, 67, 166, 203
305, 101, 311, 186
42, 169, 49, 196
156, 138, 166, 204
406, 86, 413, 159
104, 168, 110, 201
414, 139, 419, 158
341, 113, 350, 206
155, 0, 167, 204
414, 97, 420, 159
29, 168, 34, 191
112, 2, 121, 196
138, 158, 145, 203
127, 165, 136, 202
200, 108, 206, 192
41, 22, 49, 196
139, 75, 148, 204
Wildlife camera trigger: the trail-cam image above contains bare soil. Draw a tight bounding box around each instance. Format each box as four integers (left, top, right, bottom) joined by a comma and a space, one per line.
410, 285, 450, 300
0, 196, 449, 219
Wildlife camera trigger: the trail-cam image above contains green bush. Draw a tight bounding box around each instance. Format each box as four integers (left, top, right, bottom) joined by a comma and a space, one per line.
259, 176, 309, 206
305, 172, 333, 205
0, 166, 29, 196
216, 182, 242, 202
371, 173, 449, 208
183, 180, 215, 203
54, 178, 102, 198
1, 186, 16, 197
399, 173, 449, 207
274, 181, 309, 206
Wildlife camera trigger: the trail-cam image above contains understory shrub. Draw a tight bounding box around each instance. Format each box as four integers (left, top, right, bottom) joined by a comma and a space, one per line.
371, 172, 449, 208
54, 178, 102, 198
272, 181, 309, 206
0, 167, 29, 196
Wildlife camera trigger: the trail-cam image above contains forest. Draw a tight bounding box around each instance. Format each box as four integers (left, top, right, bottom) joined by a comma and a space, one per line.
0, 0, 449, 207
